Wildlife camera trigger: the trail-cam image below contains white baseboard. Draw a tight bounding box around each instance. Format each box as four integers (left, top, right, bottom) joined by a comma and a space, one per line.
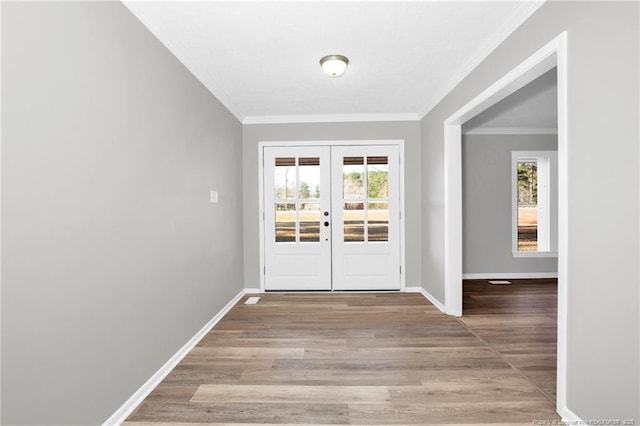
244, 287, 261, 294
406, 287, 446, 313
462, 272, 558, 280
102, 288, 250, 425
560, 405, 584, 425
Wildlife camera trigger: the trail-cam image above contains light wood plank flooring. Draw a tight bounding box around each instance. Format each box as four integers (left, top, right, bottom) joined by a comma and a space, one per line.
124, 290, 559, 425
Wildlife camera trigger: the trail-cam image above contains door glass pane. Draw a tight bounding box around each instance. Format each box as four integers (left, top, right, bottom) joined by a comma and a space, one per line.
299, 202, 320, 242
517, 161, 538, 251
344, 202, 364, 242
343, 157, 364, 199
368, 202, 388, 242
275, 202, 296, 242
275, 158, 296, 199
298, 157, 320, 200
367, 157, 388, 199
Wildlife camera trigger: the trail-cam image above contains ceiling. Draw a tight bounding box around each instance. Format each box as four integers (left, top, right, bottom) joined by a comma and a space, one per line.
123, 1, 545, 124
463, 67, 558, 134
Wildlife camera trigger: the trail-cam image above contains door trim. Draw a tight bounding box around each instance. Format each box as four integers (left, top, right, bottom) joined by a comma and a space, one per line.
442, 32, 568, 418
258, 140, 405, 293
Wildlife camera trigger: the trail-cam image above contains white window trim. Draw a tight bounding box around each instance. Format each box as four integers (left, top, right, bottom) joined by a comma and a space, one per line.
511, 150, 557, 258
512, 251, 558, 258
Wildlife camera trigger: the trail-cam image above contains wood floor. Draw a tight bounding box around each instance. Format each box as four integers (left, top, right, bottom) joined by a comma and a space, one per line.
461, 279, 558, 400
125, 283, 559, 425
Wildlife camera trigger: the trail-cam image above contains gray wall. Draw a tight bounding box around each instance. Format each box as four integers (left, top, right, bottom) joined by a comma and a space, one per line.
462, 134, 558, 275
1, 2, 243, 425
421, 0, 638, 420
242, 122, 421, 289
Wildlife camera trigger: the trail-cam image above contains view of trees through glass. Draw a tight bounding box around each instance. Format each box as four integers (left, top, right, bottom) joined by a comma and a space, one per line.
343, 156, 389, 242
274, 155, 390, 243
274, 157, 321, 242
517, 161, 538, 251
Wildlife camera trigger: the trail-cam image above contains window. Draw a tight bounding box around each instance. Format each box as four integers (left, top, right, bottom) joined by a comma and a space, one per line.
342, 156, 389, 242
274, 156, 321, 243
511, 151, 557, 257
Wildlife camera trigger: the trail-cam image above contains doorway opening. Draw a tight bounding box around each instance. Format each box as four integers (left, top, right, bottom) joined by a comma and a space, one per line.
443, 32, 568, 416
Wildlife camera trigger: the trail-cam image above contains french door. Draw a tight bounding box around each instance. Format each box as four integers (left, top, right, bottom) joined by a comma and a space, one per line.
264, 146, 332, 290
263, 144, 400, 291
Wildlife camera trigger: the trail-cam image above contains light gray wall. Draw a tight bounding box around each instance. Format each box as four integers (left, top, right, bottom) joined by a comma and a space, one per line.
2, 2, 243, 425
421, 0, 638, 420
462, 134, 558, 275
242, 122, 421, 289
463, 68, 558, 132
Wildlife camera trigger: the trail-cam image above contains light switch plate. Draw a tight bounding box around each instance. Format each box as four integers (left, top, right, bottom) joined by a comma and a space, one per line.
210, 190, 218, 203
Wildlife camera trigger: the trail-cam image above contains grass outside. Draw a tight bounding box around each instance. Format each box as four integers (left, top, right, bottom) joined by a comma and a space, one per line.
518, 207, 538, 251
274, 208, 534, 248
275, 210, 389, 242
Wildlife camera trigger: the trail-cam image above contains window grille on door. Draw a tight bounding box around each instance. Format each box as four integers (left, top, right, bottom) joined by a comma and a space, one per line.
342, 156, 389, 242
274, 157, 321, 243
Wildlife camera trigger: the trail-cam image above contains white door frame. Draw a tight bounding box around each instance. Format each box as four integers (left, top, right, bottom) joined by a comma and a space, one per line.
442, 32, 569, 417
258, 139, 405, 293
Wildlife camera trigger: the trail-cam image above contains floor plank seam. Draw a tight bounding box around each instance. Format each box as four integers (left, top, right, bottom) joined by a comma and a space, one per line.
456, 316, 556, 403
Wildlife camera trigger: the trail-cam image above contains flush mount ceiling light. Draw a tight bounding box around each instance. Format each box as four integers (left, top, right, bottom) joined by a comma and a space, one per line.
320, 54, 349, 77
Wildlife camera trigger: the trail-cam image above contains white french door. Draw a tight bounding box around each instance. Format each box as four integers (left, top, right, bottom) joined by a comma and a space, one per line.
330, 146, 400, 290
264, 146, 332, 291
263, 144, 400, 291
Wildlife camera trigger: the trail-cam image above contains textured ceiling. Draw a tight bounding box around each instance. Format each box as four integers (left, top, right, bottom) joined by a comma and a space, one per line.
123, 1, 545, 124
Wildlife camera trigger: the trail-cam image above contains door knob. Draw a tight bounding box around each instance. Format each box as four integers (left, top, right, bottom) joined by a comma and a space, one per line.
323, 211, 329, 216
324, 221, 330, 227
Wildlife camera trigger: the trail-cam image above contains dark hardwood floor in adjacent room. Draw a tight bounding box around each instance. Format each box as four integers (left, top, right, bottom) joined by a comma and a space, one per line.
460, 278, 558, 400
124, 291, 559, 425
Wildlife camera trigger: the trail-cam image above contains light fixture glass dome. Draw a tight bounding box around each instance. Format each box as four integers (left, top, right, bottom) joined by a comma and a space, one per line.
320, 54, 349, 77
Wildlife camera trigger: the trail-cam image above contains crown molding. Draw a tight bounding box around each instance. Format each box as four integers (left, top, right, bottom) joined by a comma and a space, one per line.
242, 113, 420, 125
417, 1, 546, 119
463, 127, 557, 135
126, 1, 545, 126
